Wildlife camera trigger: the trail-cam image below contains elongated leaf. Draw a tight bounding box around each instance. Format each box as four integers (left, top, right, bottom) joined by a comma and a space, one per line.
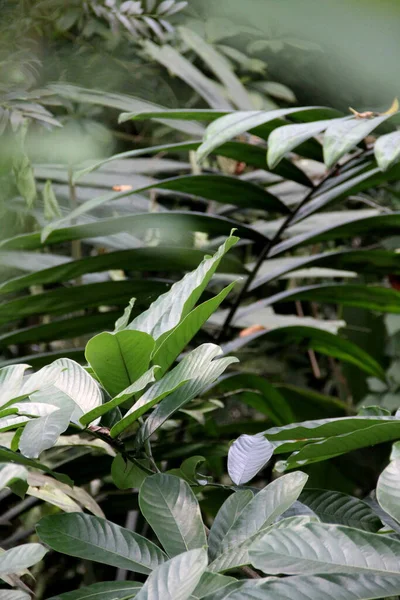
228, 434, 273, 485
377, 458, 400, 525
139, 474, 207, 557
249, 521, 400, 575
190, 572, 235, 599
0, 365, 30, 407
0, 592, 31, 600
152, 283, 236, 376
206, 573, 400, 600
81, 367, 159, 426
0, 280, 170, 327
300, 489, 382, 532
135, 548, 208, 600
375, 130, 400, 171
222, 326, 385, 380
134, 354, 238, 448
208, 490, 254, 561
268, 119, 341, 168
127, 235, 238, 341
196, 107, 340, 162
143, 40, 232, 110
0, 212, 267, 252
178, 27, 253, 110
0, 248, 247, 296
37, 513, 167, 574
50, 84, 204, 136
263, 283, 400, 314
46, 582, 142, 600
323, 115, 392, 168
41, 175, 287, 240
0, 544, 47, 575
85, 330, 155, 398
0, 445, 73, 485
111, 344, 231, 437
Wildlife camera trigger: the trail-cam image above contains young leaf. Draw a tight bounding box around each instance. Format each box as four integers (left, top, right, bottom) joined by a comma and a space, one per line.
139, 474, 207, 558
227, 434, 274, 485
377, 458, 400, 525
37, 513, 167, 574
127, 235, 238, 341
0, 544, 47, 575
134, 548, 208, 600
85, 330, 156, 398
249, 521, 400, 575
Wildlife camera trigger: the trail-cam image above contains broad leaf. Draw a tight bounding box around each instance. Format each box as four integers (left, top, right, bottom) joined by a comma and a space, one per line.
0, 365, 30, 407
85, 330, 155, 398
135, 548, 208, 600
300, 489, 382, 532
139, 474, 207, 557
377, 458, 400, 525
375, 130, 400, 171
249, 521, 400, 575
208, 490, 254, 561
227, 434, 273, 485
46, 581, 142, 600
37, 513, 167, 574
0, 446, 72, 485
127, 235, 238, 341
190, 572, 236, 599
0, 544, 47, 575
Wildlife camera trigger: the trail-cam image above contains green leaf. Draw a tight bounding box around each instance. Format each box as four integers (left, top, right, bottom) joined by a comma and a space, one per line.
208, 490, 254, 561
85, 330, 155, 398
377, 458, 400, 525
0, 463, 27, 490
249, 521, 400, 575
190, 572, 236, 599
111, 455, 150, 490
178, 27, 253, 110
133, 352, 238, 447
0, 212, 266, 252
0, 365, 30, 408
205, 573, 400, 600
43, 179, 61, 220
46, 582, 142, 600
265, 283, 400, 314
267, 119, 341, 168
375, 130, 400, 171
300, 489, 382, 532
0, 592, 31, 600
41, 176, 287, 241
0, 544, 47, 575
276, 384, 347, 420
135, 548, 208, 600
152, 283, 237, 377
143, 40, 232, 110
323, 115, 392, 168
114, 298, 136, 333
36, 513, 167, 574
227, 434, 274, 485
81, 367, 159, 426
110, 344, 232, 438
127, 235, 238, 341
139, 474, 207, 557
0, 445, 73, 486
208, 473, 307, 572
223, 326, 385, 381
196, 107, 340, 162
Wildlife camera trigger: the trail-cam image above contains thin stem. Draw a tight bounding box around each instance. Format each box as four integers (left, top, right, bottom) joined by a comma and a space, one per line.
138, 417, 160, 473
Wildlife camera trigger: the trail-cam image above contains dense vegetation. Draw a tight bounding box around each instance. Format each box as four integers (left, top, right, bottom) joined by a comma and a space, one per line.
2, 2, 400, 599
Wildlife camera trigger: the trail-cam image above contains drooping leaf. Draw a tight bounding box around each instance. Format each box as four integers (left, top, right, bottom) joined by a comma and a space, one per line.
227, 434, 274, 485
85, 330, 155, 398
37, 513, 167, 574
139, 474, 207, 557
249, 521, 400, 575
134, 548, 208, 600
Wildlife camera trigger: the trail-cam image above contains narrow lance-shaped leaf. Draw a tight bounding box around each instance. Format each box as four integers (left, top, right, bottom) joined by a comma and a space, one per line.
139, 474, 207, 557
36, 513, 167, 574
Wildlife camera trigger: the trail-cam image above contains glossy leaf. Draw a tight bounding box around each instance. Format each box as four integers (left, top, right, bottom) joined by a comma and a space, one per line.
0, 544, 47, 575
139, 474, 207, 557
249, 521, 400, 575
208, 490, 254, 561
227, 434, 274, 485
0, 365, 30, 407
37, 513, 167, 574
46, 582, 142, 600
190, 572, 236, 599
135, 548, 208, 600
377, 458, 400, 525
